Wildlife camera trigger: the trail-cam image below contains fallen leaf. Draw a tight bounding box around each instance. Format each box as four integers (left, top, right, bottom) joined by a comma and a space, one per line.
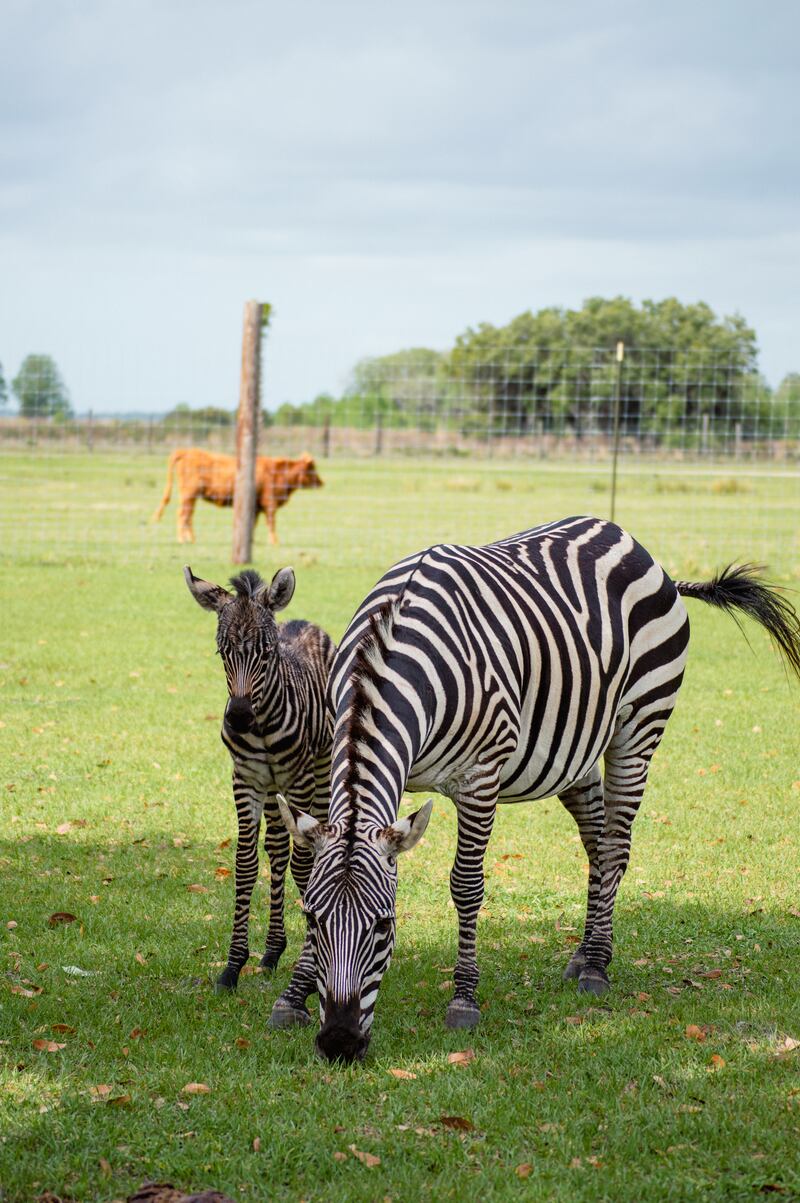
48, 912, 77, 926
708, 1054, 726, 1070
235, 1037, 250, 1050
6, 920, 18, 930
214, 867, 231, 879
187, 884, 209, 894
10, 984, 41, 998
333, 1151, 347, 1162
515, 1163, 533, 1179
564, 1015, 584, 1025
51, 1024, 75, 1034
349, 1144, 381, 1167
685, 1024, 708, 1042
440, 1115, 475, 1131
107, 1094, 132, 1106
32, 1039, 66, 1052
181, 1082, 212, 1094
252, 1136, 261, 1152
774, 1036, 800, 1056
217, 838, 231, 849
388, 1068, 417, 1080
89, 1084, 112, 1099
447, 1048, 476, 1066
56, 823, 72, 835
134, 952, 146, 966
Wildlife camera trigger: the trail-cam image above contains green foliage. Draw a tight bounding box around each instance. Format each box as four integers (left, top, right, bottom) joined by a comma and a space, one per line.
161, 403, 235, 428
0, 360, 8, 408
11, 354, 72, 418
450, 297, 760, 439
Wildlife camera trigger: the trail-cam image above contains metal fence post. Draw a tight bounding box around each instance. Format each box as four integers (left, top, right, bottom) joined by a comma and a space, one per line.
609, 340, 624, 522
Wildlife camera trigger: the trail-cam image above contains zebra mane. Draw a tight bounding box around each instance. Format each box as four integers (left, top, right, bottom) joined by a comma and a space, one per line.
229, 569, 265, 598
341, 599, 403, 848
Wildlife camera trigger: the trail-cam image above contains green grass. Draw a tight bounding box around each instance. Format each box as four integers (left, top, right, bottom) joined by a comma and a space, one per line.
1, 453, 800, 1201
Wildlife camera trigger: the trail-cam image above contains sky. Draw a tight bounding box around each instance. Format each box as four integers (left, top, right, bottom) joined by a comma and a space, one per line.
1, 0, 798, 414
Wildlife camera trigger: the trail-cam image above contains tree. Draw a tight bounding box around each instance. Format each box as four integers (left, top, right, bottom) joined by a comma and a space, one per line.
449, 297, 759, 439
0, 361, 7, 408
12, 354, 72, 418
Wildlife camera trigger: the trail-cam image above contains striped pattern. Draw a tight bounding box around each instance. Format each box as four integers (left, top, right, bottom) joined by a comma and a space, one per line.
184, 565, 334, 1017
285, 516, 800, 1061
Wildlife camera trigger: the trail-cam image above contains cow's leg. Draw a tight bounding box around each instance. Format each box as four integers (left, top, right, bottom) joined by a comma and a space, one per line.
558, 764, 604, 981
178, 496, 196, 544
265, 507, 278, 546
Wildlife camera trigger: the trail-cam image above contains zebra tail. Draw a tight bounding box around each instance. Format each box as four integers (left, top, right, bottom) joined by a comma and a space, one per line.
675, 564, 800, 681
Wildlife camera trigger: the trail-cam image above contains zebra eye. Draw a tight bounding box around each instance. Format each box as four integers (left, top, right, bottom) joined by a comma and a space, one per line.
304, 912, 318, 931
375, 917, 393, 935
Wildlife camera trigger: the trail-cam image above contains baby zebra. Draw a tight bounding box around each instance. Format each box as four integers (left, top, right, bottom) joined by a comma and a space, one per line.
185, 564, 335, 1022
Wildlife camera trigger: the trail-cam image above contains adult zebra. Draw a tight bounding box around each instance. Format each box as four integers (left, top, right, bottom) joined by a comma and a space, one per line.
278, 516, 800, 1062
185, 565, 335, 1023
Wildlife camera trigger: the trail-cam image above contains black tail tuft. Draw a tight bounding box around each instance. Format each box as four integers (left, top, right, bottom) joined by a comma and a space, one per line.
676, 564, 800, 681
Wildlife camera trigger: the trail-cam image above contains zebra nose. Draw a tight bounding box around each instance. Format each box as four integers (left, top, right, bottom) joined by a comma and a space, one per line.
315, 998, 368, 1064
224, 695, 256, 734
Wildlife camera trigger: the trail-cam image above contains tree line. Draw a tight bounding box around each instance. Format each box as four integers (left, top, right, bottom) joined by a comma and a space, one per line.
272, 297, 800, 440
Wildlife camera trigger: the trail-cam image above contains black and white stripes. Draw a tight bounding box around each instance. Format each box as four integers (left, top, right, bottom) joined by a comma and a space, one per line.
185, 565, 335, 1023
280, 516, 800, 1061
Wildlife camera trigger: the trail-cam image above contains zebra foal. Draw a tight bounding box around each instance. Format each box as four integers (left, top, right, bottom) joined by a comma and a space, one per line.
185, 564, 335, 1023
278, 517, 800, 1062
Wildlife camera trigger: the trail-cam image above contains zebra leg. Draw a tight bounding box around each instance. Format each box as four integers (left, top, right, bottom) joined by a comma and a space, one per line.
577, 744, 655, 996
216, 785, 262, 993
259, 796, 290, 971
270, 771, 322, 1029
445, 795, 497, 1029
557, 765, 605, 982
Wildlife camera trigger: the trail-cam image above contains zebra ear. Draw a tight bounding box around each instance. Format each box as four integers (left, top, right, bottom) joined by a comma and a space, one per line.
276, 794, 328, 850
381, 799, 433, 855
267, 567, 296, 612
184, 566, 232, 612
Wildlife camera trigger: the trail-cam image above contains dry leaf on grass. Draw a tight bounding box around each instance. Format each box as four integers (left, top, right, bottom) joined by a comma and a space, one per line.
89, 1084, 112, 1099
107, 1094, 132, 1106
333, 1152, 347, 1162
10, 984, 41, 998
685, 1024, 708, 1042
447, 1048, 476, 1066
349, 1145, 381, 1167
439, 1115, 475, 1131
214, 868, 231, 879
32, 1039, 66, 1052
774, 1036, 800, 1056
187, 885, 209, 894
235, 1037, 250, 1050
135, 953, 146, 966
707, 1054, 726, 1070
388, 1068, 417, 1080
51, 1024, 75, 1034
48, 912, 77, 926
516, 1163, 533, 1179
252, 1137, 261, 1152
181, 1082, 212, 1095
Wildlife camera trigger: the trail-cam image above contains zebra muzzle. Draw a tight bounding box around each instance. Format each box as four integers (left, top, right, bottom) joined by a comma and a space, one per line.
315, 996, 369, 1064
224, 695, 257, 734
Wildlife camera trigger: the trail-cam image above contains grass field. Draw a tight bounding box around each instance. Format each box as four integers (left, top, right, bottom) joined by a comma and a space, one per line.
1, 453, 800, 1202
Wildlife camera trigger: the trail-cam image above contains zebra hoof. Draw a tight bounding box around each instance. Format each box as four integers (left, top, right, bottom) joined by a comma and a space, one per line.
563, 951, 586, 981
445, 999, 481, 1029
577, 967, 610, 996
269, 1000, 312, 1029
259, 947, 286, 972
214, 966, 240, 993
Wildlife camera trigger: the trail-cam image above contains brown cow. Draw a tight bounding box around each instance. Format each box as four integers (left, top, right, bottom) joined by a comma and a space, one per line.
152, 448, 323, 545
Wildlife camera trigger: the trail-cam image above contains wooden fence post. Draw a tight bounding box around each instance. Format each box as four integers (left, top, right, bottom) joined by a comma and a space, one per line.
232, 300, 264, 564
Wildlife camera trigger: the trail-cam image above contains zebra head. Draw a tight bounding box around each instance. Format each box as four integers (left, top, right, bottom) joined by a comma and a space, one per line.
184, 564, 295, 731
278, 794, 433, 1063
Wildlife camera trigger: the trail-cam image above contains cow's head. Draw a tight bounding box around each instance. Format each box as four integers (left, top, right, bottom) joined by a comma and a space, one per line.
296, 453, 323, 489
183, 565, 294, 730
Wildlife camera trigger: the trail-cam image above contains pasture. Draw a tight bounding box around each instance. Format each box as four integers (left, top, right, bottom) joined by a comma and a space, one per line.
1, 453, 799, 1202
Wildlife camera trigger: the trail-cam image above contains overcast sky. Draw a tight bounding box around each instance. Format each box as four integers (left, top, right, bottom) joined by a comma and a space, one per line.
1, 0, 798, 413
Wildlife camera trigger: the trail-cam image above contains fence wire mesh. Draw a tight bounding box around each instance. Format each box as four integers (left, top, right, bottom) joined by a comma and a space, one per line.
1, 346, 798, 578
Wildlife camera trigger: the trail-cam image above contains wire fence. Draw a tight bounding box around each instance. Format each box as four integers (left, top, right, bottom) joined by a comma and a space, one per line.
1, 346, 798, 578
